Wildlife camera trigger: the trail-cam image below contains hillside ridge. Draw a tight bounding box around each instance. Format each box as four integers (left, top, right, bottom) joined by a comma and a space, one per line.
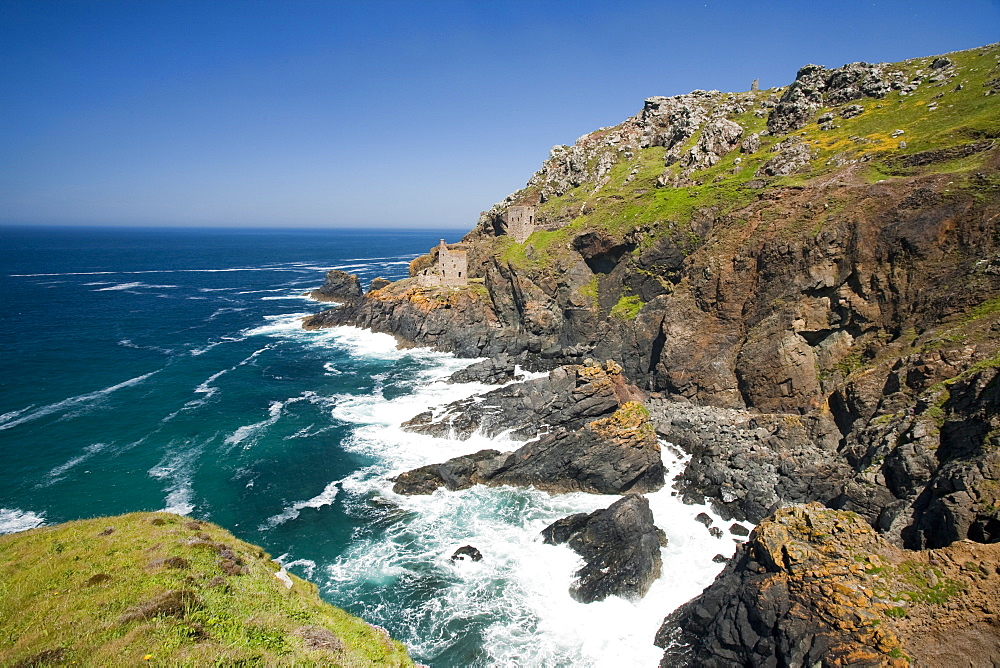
305, 42, 1000, 665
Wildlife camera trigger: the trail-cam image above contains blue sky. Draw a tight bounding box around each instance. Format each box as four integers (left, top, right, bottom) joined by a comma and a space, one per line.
1, 1, 998, 228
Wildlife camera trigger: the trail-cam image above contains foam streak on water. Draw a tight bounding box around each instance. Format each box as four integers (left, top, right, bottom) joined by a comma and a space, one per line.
0, 371, 159, 432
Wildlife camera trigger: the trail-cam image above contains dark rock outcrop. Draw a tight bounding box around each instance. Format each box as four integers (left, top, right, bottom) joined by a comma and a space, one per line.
392, 401, 664, 495
542, 495, 664, 602
405, 360, 638, 441
650, 398, 852, 524
656, 504, 1000, 667
369, 277, 392, 292
447, 353, 521, 385
450, 545, 483, 562
309, 269, 363, 303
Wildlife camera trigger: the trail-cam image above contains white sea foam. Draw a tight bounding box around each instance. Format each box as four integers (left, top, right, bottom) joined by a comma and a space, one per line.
0, 508, 46, 534
276, 556, 318, 580
260, 293, 315, 301
118, 339, 174, 354
189, 334, 246, 356
183, 345, 273, 411
289, 343, 734, 667
242, 312, 313, 337
0, 371, 159, 432
222, 399, 287, 450
207, 306, 250, 320
260, 479, 342, 530
149, 439, 206, 516
94, 282, 178, 291
41, 442, 110, 485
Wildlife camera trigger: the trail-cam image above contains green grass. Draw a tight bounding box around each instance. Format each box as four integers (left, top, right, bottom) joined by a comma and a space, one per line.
893, 562, 965, 605
0, 512, 413, 667
610, 293, 645, 319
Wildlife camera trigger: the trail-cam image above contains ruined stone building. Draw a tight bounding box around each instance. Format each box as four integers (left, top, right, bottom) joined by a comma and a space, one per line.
504, 206, 537, 243
417, 239, 468, 287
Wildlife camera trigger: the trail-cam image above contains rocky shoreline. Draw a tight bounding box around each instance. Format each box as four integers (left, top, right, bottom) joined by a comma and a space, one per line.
304, 43, 1000, 666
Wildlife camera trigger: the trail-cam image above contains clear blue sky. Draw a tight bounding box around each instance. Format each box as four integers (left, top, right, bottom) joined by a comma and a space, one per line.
1, 1, 997, 228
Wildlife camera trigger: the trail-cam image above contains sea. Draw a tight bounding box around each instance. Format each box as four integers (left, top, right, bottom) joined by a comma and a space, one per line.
0, 225, 736, 667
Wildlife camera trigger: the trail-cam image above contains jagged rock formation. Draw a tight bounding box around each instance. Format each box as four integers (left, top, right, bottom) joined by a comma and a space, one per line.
309, 269, 363, 303
541, 494, 665, 603
656, 504, 1000, 667
394, 361, 663, 495
304, 43, 1000, 663
404, 360, 641, 441
648, 397, 852, 525
445, 353, 521, 384
392, 399, 664, 495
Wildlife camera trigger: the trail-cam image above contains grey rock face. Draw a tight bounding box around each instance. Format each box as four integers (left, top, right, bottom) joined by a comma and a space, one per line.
541, 494, 664, 602
740, 132, 761, 154
649, 398, 852, 524
405, 361, 628, 441
756, 138, 814, 177
683, 118, 744, 170
840, 103, 865, 119
368, 277, 392, 292
392, 406, 665, 496
447, 354, 521, 385
767, 61, 890, 134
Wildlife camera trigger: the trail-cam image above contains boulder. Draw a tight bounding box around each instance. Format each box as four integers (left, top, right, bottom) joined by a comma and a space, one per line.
368, 277, 392, 292
450, 545, 483, 562
542, 495, 664, 602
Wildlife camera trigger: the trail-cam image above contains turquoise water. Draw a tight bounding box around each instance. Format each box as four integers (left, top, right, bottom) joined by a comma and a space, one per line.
0, 226, 732, 666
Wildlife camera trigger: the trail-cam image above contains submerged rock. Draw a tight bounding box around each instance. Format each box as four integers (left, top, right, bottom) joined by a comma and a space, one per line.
542, 494, 664, 603
450, 545, 483, 562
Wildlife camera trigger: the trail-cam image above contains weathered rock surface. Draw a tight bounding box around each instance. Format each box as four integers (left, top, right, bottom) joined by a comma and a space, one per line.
392, 401, 664, 495
656, 503, 1000, 667
541, 494, 665, 602
405, 360, 639, 441
767, 61, 895, 134
368, 277, 392, 292
309, 269, 363, 303
446, 353, 522, 385
649, 398, 852, 524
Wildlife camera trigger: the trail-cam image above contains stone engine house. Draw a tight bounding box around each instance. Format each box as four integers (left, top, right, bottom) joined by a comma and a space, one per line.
417, 239, 468, 287
504, 205, 537, 243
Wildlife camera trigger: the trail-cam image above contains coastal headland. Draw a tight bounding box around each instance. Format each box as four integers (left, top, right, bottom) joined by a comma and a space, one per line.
305, 43, 1000, 665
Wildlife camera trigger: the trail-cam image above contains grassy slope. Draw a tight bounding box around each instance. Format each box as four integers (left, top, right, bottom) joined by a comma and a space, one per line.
0, 512, 413, 667
484, 43, 1000, 377
499, 43, 1000, 269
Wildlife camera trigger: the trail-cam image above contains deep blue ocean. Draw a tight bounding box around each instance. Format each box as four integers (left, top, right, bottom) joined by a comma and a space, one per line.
0, 225, 731, 666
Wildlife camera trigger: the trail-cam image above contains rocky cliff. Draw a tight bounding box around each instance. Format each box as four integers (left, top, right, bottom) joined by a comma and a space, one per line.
305, 43, 1000, 664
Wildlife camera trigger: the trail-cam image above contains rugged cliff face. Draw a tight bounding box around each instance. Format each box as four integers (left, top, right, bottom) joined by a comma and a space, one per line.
304, 43, 1000, 663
